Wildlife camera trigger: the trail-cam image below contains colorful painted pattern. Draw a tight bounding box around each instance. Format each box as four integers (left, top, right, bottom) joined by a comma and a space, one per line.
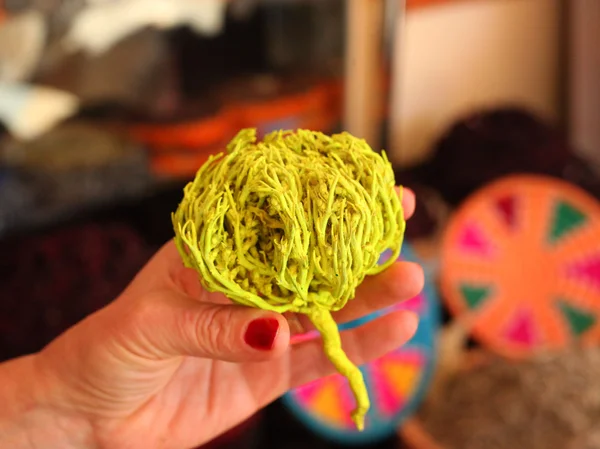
441, 175, 600, 358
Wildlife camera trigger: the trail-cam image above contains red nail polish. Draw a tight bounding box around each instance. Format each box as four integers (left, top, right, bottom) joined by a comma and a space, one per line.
244, 318, 280, 351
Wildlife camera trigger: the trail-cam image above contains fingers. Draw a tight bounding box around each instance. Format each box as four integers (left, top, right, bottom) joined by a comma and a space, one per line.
288, 309, 419, 388
116, 290, 290, 363
334, 260, 424, 324
399, 186, 415, 220
286, 261, 424, 335
123, 241, 213, 302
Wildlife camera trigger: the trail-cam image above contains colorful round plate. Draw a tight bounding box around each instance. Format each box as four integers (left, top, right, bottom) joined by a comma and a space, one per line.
281, 243, 440, 445
440, 174, 600, 359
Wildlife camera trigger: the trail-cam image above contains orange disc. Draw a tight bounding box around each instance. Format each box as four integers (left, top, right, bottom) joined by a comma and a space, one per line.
440, 174, 600, 358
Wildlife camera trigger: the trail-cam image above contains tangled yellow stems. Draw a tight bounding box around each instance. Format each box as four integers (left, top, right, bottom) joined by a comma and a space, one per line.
172, 128, 405, 430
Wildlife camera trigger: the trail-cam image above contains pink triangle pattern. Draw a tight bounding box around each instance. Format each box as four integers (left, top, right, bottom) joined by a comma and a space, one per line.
367, 349, 425, 417
503, 307, 538, 347
456, 222, 495, 257
565, 254, 600, 290
292, 372, 355, 427
392, 292, 425, 314
293, 372, 341, 404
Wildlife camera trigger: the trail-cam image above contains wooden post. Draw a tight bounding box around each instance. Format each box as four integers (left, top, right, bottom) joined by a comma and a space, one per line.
343, 0, 385, 149
388, 0, 407, 166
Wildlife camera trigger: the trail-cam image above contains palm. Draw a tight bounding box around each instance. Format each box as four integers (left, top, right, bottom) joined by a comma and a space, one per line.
72, 345, 291, 449
120, 356, 285, 449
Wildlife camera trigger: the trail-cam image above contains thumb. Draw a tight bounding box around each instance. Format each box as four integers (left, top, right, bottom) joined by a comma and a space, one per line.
118, 290, 291, 363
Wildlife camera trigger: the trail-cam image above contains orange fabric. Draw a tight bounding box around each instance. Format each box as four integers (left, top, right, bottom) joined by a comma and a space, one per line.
229, 82, 339, 133
127, 79, 344, 154
406, 0, 483, 10
128, 112, 233, 150
150, 152, 214, 177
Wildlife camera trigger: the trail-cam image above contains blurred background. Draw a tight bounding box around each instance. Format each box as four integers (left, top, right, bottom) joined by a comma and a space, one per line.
2, 0, 600, 448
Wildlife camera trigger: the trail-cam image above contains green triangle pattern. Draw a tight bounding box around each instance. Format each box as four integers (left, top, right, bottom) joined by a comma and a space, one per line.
548, 200, 587, 244
556, 299, 597, 336
459, 284, 492, 310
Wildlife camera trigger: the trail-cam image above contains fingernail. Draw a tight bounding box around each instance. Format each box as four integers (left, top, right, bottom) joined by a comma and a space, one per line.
244, 318, 280, 351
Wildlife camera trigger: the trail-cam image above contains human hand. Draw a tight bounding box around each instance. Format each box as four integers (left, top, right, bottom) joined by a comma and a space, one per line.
2, 189, 424, 449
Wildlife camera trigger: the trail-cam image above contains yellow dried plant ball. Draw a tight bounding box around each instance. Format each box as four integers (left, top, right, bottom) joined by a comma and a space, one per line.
172, 128, 405, 430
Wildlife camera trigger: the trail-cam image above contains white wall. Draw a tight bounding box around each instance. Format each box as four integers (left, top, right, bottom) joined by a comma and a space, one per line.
388, 0, 562, 167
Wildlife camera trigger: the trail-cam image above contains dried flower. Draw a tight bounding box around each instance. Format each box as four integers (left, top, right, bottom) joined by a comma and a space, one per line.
172, 128, 405, 429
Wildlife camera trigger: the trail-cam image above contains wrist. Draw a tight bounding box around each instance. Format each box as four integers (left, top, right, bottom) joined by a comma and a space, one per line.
0, 354, 96, 449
